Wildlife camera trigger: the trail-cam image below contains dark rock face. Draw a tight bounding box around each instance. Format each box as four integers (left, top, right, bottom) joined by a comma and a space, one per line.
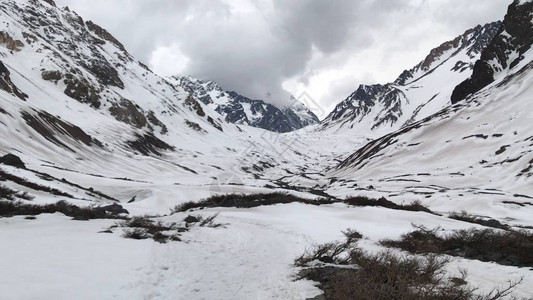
0, 154, 26, 169
0, 61, 28, 101
85, 20, 125, 52
63, 74, 101, 108
21, 110, 103, 152
40, 0, 56, 7
184, 95, 206, 117
207, 116, 223, 132
41, 70, 62, 83
109, 99, 147, 129
126, 133, 175, 156
146, 111, 168, 134
83, 60, 124, 89
184, 215, 200, 223
184, 120, 206, 133
452, 1, 533, 103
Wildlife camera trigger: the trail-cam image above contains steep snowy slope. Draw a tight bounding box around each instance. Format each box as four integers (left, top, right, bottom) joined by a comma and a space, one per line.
328, 0, 533, 225
320, 22, 501, 138
171, 75, 319, 133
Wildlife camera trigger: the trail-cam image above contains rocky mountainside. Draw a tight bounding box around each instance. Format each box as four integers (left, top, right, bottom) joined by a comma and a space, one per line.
0, 0, 300, 202
320, 21, 502, 137
452, 0, 533, 103
171, 76, 319, 133
327, 0, 533, 218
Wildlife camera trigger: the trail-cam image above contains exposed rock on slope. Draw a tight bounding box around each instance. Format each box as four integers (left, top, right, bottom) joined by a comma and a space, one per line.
452, 0, 533, 103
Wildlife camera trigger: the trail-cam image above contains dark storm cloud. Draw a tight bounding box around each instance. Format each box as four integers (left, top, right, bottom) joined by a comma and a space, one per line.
55, 0, 510, 110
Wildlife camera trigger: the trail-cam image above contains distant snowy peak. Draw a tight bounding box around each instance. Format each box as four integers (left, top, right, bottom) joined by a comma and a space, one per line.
320, 21, 501, 137
452, 0, 533, 103
171, 75, 319, 133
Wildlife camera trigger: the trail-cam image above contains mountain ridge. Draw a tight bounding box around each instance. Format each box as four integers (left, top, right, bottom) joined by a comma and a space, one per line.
319, 21, 502, 137
171, 75, 319, 133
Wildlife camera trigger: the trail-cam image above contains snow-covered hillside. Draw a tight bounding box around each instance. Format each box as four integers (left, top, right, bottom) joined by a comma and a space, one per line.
327, 0, 533, 226
0, 0, 313, 198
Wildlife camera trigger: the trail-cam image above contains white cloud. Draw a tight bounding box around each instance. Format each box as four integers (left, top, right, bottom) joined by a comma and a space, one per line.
149, 45, 190, 77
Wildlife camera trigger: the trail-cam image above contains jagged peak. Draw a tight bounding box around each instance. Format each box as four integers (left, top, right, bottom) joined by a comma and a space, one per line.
394, 21, 502, 86
452, 0, 533, 103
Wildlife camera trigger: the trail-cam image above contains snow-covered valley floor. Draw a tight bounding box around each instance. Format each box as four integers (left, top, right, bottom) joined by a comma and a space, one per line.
2, 201, 532, 299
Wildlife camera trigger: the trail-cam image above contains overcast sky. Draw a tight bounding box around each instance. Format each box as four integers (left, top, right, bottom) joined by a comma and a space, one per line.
55, 0, 510, 118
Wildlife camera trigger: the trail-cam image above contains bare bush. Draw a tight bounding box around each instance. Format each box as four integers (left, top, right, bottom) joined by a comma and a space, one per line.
381, 224, 533, 267
171, 192, 334, 212
344, 196, 435, 214
115, 216, 183, 243
0, 200, 125, 219
449, 211, 508, 229
297, 231, 523, 299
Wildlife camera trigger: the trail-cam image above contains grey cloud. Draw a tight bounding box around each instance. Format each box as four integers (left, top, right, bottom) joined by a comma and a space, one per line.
56, 0, 511, 109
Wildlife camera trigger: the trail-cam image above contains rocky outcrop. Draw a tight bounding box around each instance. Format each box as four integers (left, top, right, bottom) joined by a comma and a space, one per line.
184, 120, 206, 133
0, 61, 28, 101
21, 110, 103, 152
41, 70, 62, 83
126, 133, 174, 156
397, 22, 501, 86
85, 20, 126, 52
83, 60, 124, 89
0, 31, 24, 52
0, 154, 26, 169
63, 74, 101, 108
184, 94, 206, 117
147, 111, 168, 134
40, 0, 56, 7
109, 99, 147, 129
452, 1, 533, 103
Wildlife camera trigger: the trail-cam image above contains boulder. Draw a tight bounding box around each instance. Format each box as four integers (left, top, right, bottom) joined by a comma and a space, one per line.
0, 153, 26, 169
184, 215, 200, 223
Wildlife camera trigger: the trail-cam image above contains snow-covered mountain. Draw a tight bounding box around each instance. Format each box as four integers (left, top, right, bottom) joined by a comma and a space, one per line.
0, 0, 297, 200
327, 0, 533, 220
171, 75, 319, 133
320, 21, 501, 137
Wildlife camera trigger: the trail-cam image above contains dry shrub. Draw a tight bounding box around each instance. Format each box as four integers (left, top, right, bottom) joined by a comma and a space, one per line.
171, 192, 334, 212
381, 225, 533, 267
344, 196, 435, 214
297, 230, 523, 300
